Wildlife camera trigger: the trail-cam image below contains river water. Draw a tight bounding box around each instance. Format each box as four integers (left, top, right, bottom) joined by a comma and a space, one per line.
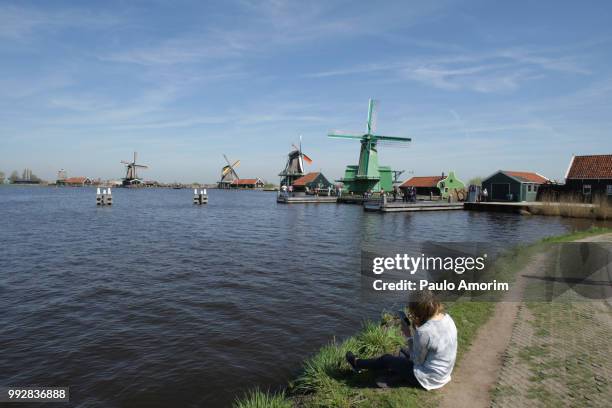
0, 187, 605, 407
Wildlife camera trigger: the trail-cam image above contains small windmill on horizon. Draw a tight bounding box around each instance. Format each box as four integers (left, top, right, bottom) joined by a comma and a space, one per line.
279, 136, 313, 187
218, 154, 241, 189
121, 151, 148, 187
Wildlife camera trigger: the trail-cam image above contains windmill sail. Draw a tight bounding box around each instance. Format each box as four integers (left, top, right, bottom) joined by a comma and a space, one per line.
279, 139, 313, 186
121, 151, 148, 187
218, 155, 240, 188
327, 99, 412, 193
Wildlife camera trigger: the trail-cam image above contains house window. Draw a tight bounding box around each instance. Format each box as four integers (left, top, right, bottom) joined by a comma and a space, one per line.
583, 184, 592, 195
534, 185, 538, 191
528, 185, 532, 192
607, 185, 612, 195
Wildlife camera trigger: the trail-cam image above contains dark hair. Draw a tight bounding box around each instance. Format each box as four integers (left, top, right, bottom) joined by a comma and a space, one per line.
408, 290, 443, 326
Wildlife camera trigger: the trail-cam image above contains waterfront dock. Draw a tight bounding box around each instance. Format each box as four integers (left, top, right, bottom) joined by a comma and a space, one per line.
364, 198, 463, 212
337, 195, 367, 204
277, 193, 338, 204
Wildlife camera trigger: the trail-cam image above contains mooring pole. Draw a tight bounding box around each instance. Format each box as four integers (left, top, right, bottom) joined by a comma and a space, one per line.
96, 187, 112, 206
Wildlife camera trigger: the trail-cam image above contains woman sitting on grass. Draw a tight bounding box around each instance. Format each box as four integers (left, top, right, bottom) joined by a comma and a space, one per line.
346, 290, 457, 390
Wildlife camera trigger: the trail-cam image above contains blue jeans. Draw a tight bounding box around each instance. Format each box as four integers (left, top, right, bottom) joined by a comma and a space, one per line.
354, 354, 422, 387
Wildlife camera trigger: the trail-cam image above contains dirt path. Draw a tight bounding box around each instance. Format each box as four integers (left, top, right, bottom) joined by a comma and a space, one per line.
437, 253, 547, 408
439, 233, 612, 408
577, 232, 612, 242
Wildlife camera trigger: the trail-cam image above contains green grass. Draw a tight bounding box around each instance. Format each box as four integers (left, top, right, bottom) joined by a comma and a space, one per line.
541, 226, 612, 243
234, 227, 611, 407
233, 390, 292, 408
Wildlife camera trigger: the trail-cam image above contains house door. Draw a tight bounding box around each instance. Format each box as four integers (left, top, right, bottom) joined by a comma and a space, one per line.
491, 183, 510, 200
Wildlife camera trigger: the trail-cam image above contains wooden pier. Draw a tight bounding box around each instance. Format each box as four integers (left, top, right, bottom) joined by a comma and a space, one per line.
364, 197, 463, 212
277, 193, 337, 204
337, 195, 367, 204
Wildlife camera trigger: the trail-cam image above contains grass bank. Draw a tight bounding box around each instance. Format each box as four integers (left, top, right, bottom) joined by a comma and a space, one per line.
235, 227, 612, 408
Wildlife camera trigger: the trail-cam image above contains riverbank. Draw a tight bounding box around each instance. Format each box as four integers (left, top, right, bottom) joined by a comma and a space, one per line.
235, 227, 612, 408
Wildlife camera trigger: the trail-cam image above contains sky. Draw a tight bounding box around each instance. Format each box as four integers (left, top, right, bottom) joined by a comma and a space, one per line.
1, 0, 611, 183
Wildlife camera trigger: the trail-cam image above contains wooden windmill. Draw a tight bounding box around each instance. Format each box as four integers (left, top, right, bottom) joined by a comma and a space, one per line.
121, 151, 148, 187
218, 154, 240, 189
278, 136, 313, 187
329, 99, 411, 193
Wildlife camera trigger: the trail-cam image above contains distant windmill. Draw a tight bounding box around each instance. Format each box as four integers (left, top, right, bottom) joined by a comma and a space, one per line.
329, 99, 411, 193
218, 154, 241, 189
121, 151, 148, 187
279, 136, 313, 187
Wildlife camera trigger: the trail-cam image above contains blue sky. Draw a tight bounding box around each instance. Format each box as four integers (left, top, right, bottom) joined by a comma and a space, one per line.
1, 0, 611, 183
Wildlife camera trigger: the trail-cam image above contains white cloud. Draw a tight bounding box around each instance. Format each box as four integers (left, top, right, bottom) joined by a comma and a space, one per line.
307, 45, 590, 93
0, 4, 119, 39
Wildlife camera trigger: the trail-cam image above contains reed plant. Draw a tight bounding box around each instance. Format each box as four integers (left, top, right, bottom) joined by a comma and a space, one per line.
531, 193, 610, 220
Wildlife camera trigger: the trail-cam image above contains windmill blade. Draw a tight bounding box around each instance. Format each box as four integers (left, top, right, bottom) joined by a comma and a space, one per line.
134, 164, 148, 168
377, 136, 412, 148
367, 99, 378, 134
121, 161, 131, 165
291, 143, 300, 152
223, 154, 233, 167
374, 135, 412, 142
232, 160, 240, 169
302, 153, 313, 164
328, 133, 364, 139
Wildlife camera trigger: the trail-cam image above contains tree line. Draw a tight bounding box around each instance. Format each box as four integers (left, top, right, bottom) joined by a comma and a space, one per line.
0, 169, 41, 183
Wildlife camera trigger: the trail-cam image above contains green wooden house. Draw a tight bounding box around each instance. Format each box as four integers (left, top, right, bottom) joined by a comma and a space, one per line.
482, 170, 548, 202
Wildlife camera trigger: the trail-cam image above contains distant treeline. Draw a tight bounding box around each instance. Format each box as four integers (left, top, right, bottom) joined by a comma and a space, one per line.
0, 169, 42, 184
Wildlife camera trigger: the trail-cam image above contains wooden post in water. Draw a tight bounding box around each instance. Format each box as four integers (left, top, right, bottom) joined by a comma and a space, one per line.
193, 189, 208, 205
96, 187, 113, 206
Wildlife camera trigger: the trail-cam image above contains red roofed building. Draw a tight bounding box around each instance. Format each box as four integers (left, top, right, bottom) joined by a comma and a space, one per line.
503, 171, 549, 184
57, 177, 92, 187
231, 178, 265, 189
401, 176, 444, 188
400, 176, 444, 196
400, 172, 465, 199
291, 172, 333, 193
482, 170, 549, 202
564, 154, 612, 199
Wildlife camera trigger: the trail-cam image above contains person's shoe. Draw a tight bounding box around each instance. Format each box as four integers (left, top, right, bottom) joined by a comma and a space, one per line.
345, 351, 359, 372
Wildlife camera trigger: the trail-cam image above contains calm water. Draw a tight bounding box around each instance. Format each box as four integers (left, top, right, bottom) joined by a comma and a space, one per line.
0, 187, 605, 407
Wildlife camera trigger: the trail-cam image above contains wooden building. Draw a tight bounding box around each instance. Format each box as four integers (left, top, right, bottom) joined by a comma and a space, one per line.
231, 178, 265, 189
482, 170, 548, 202
58, 177, 93, 187
291, 172, 333, 193
400, 171, 465, 199
564, 154, 612, 200
400, 176, 444, 196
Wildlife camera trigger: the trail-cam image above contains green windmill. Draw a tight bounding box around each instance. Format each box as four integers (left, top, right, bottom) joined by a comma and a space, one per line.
329, 99, 411, 194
